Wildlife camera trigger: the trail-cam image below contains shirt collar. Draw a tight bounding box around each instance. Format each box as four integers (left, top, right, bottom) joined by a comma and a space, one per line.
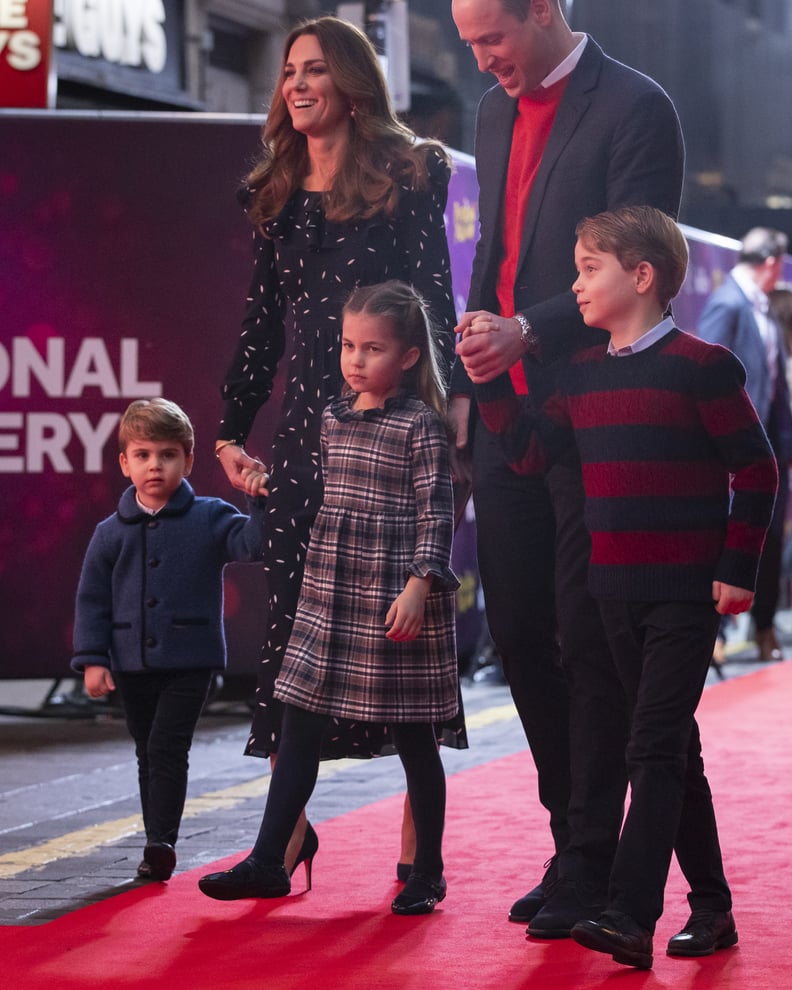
541, 34, 587, 88
607, 316, 675, 357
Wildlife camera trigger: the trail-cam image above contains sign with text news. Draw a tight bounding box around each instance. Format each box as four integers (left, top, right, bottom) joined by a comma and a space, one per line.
0, 0, 54, 107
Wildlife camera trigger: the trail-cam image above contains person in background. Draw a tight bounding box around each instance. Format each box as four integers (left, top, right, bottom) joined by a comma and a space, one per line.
449, 0, 684, 937
201, 281, 459, 916
473, 205, 777, 968
71, 398, 266, 883
214, 16, 466, 879
698, 228, 792, 663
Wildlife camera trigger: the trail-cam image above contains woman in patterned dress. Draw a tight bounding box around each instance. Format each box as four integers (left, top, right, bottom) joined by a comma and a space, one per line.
201, 281, 459, 915
214, 18, 465, 876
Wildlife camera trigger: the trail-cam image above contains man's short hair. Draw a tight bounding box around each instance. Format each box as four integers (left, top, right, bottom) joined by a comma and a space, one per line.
739, 227, 789, 266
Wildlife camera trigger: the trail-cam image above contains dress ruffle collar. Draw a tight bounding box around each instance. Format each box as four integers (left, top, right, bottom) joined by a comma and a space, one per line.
329, 390, 412, 422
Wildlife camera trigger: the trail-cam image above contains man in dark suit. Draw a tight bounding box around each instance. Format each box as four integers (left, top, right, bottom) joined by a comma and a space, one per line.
698, 227, 792, 663
449, 0, 685, 939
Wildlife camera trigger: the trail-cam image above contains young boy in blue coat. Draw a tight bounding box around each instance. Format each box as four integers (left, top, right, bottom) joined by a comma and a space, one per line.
72, 398, 267, 882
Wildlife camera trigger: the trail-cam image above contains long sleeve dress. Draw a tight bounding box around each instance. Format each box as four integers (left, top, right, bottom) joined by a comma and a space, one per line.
218, 148, 466, 757
274, 393, 460, 725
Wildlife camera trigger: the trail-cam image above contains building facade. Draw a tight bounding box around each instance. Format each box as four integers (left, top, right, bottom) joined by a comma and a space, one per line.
4, 0, 792, 240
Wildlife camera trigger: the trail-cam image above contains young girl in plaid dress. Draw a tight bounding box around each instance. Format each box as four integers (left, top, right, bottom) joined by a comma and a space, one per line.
200, 280, 459, 915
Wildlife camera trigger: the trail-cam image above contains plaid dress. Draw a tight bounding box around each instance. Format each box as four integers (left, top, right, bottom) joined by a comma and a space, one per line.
274, 392, 459, 722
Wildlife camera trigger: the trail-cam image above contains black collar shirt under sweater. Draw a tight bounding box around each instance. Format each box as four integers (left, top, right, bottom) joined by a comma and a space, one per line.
476, 328, 778, 602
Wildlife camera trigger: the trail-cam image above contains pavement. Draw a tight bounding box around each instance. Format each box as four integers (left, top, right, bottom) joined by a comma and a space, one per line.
0, 611, 788, 927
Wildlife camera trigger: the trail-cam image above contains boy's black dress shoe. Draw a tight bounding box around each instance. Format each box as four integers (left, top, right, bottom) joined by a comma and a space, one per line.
142, 841, 176, 882
571, 911, 653, 969
667, 909, 738, 956
527, 879, 607, 938
508, 855, 559, 923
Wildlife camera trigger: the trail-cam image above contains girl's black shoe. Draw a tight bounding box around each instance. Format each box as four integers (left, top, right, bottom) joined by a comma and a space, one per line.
396, 862, 412, 883
198, 857, 290, 900
391, 873, 447, 915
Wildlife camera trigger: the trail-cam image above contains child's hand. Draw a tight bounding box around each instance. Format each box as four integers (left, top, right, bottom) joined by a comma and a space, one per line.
712, 581, 754, 615
385, 576, 432, 642
218, 444, 269, 495
84, 665, 116, 698
240, 457, 270, 497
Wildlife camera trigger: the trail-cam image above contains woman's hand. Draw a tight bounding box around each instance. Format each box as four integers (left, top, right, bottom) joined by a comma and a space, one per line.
218, 443, 269, 496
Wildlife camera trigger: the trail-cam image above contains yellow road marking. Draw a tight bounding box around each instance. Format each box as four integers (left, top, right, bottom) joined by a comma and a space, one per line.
0, 702, 518, 880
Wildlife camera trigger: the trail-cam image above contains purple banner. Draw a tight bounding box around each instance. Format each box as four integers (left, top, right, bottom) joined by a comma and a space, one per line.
0, 114, 483, 679
3, 112, 787, 680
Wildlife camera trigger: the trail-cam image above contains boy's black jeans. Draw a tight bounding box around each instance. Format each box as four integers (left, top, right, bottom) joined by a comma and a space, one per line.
115, 668, 213, 846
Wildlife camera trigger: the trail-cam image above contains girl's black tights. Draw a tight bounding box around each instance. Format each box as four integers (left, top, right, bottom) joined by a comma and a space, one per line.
250, 703, 446, 878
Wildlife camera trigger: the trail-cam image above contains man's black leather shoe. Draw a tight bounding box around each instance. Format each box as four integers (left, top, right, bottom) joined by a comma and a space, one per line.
571, 911, 653, 969
526, 878, 607, 938
142, 841, 176, 882
667, 909, 738, 956
508, 855, 559, 923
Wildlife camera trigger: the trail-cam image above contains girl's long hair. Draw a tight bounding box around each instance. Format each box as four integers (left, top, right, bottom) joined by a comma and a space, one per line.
245, 16, 449, 227
342, 281, 447, 418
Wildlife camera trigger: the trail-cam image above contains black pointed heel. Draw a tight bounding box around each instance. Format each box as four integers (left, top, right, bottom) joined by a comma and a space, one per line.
391, 873, 447, 915
198, 857, 290, 901
290, 822, 318, 891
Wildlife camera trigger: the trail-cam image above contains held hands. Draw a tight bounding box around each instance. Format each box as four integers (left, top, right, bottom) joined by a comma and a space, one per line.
455, 310, 525, 384
712, 581, 754, 615
217, 443, 270, 497
84, 665, 115, 698
385, 575, 432, 642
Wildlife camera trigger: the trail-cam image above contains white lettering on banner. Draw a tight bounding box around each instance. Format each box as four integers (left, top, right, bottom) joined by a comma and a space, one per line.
0, 412, 120, 473
0, 337, 162, 474
52, 0, 167, 73
1, 337, 161, 398
0, 1, 42, 72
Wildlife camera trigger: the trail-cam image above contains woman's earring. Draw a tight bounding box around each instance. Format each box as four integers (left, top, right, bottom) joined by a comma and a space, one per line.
349, 104, 357, 118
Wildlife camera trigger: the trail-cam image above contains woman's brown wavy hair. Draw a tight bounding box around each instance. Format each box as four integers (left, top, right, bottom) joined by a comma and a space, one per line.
245, 16, 449, 228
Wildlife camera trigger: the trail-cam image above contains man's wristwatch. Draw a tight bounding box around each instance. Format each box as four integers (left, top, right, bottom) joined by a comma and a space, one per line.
513, 313, 536, 352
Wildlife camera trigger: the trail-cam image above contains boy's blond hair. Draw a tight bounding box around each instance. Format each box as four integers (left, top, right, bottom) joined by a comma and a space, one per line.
575, 206, 689, 311
118, 398, 194, 455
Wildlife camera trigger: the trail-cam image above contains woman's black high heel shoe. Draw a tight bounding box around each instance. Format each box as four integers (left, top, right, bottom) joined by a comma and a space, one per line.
198, 857, 290, 901
391, 873, 447, 915
289, 822, 318, 891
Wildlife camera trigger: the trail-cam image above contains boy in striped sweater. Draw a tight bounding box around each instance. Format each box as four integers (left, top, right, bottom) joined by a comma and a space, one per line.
473, 206, 777, 969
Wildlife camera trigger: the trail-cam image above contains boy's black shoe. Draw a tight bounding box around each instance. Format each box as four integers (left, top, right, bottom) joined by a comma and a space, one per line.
142, 841, 176, 881
571, 911, 653, 969
666, 910, 738, 956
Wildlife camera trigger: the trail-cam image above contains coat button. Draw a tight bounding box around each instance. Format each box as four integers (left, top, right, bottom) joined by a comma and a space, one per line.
145, 637, 157, 648
147, 519, 159, 529
146, 598, 158, 608
147, 557, 160, 568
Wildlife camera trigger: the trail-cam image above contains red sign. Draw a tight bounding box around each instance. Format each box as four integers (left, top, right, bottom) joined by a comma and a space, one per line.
0, 0, 54, 108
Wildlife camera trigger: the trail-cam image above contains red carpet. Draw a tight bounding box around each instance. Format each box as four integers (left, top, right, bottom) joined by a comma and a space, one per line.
5, 663, 791, 989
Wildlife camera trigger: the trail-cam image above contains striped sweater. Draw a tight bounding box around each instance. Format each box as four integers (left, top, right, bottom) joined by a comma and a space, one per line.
476, 328, 778, 602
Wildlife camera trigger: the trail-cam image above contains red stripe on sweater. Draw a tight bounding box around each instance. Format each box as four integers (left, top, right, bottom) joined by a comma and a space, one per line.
590, 529, 723, 565
583, 461, 724, 497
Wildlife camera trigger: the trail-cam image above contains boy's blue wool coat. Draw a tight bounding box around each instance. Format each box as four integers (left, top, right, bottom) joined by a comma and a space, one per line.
71, 480, 265, 673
